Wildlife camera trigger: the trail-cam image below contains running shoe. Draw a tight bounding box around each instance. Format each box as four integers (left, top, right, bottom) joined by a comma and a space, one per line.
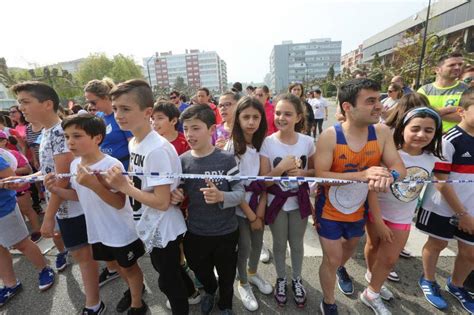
238, 283, 258, 311
166, 290, 201, 309
336, 266, 354, 295
200, 292, 215, 315
274, 278, 287, 306
260, 245, 270, 263
291, 277, 307, 308
399, 248, 412, 258
364, 271, 394, 301
116, 285, 145, 313
38, 266, 55, 291
0, 281, 22, 307
387, 270, 400, 282
55, 251, 68, 272
127, 300, 148, 315
98, 267, 119, 287
446, 277, 474, 314
248, 273, 273, 294
360, 289, 392, 315
320, 301, 339, 315
418, 276, 447, 309
81, 301, 106, 315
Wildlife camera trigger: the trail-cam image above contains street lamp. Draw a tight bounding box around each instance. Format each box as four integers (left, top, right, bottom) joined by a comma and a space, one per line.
145, 54, 156, 87
415, 0, 432, 89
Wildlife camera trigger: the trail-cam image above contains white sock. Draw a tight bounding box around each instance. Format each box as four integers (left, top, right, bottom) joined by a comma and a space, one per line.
86, 301, 102, 312
107, 268, 116, 273
366, 288, 380, 299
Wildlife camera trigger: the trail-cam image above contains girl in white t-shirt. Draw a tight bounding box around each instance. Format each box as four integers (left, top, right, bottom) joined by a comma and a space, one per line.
225, 96, 272, 311
361, 107, 443, 311
260, 93, 315, 308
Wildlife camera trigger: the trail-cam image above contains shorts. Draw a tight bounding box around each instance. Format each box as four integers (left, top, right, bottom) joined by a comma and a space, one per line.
416, 208, 474, 245
368, 213, 411, 231
57, 215, 89, 251
316, 216, 366, 240
0, 206, 29, 248
92, 239, 145, 268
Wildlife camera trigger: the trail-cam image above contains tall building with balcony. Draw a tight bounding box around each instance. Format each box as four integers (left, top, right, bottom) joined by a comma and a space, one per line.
269, 38, 341, 93
341, 44, 364, 72
143, 50, 228, 93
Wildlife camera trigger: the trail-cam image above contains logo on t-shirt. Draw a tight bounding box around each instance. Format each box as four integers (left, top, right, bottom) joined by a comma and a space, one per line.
391, 166, 429, 202
462, 151, 472, 158
445, 99, 456, 107
106, 124, 112, 134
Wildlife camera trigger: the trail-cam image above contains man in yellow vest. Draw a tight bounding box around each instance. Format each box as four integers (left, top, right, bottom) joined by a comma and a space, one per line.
418, 52, 468, 133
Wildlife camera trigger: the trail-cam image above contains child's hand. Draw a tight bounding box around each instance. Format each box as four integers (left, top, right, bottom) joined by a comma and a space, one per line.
215, 137, 227, 149
104, 165, 130, 192
458, 214, 474, 235
76, 164, 100, 190
44, 173, 59, 193
200, 179, 224, 204
171, 188, 185, 205
374, 220, 394, 243
250, 217, 264, 231
40, 217, 58, 238
277, 156, 298, 173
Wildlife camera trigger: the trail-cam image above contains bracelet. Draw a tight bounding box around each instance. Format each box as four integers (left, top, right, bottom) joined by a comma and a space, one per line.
455, 211, 468, 217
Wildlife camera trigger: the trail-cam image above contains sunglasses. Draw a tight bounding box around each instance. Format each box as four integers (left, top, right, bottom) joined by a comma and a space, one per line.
464, 77, 473, 84
170, 96, 177, 100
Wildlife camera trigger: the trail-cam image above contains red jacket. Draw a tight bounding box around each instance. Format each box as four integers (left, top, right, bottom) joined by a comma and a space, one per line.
264, 101, 277, 135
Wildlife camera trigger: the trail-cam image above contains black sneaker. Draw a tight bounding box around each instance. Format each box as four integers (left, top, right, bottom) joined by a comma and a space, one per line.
291, 277, 307, 308
116, 285, 146, 313
200, 292, 215, 315
274, 278, 287, 306
127, 300, 148, 315
98, 267, 119, 287
82, 301, 106, 315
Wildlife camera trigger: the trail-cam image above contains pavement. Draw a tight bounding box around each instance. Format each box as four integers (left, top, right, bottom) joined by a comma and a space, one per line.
1, 100, 468, 314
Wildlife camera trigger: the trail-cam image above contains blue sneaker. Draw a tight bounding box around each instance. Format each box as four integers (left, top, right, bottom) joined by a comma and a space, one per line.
320, 301, 338, 315
0, 281, 22, 306
55, 251, 68, 272
446, 277, 474, 313
39, 266, 55, 291
418, 276, 447, 309
336, 266, 353, 295
200, 292, 215, 315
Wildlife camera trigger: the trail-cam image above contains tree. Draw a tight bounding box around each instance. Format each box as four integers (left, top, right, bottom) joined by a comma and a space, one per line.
326, 64, 335, 81
173, 76, 188, 92
75, 53, 143, 86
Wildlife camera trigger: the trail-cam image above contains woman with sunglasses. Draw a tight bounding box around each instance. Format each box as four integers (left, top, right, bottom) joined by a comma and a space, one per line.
381, 83, 403, 122
461, 65, 474, 88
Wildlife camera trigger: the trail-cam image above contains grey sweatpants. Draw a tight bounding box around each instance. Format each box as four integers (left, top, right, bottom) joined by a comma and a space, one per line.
237, 216, 264, 283
269, 209, 308, 279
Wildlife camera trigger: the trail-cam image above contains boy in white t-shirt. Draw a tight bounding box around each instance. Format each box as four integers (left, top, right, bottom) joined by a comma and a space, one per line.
105, 80, 188, 315
45, 114, 146, 315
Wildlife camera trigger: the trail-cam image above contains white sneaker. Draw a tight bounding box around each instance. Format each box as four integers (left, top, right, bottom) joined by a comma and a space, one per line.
238, 283, 258, 311
248, 273, 273, 295
165, 290, 201, 310
364, 271, 394, 301
360, 289, 392, 315
260, 245, 270, 263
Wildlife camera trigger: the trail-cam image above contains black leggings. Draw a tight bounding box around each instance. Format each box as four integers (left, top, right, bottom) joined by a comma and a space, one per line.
150, 235, 193, 315
314, 118, 324, 136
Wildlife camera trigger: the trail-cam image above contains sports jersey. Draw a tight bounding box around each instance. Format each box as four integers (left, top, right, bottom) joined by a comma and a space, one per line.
418, 81, 468, 132
100, 112, 132, 169
422, 126, 474, 217
170, 132, 190, 156
0, 155, 17, 218
316, 123, 381, 222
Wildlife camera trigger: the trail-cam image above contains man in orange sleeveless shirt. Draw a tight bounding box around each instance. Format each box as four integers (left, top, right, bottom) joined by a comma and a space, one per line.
315, 79, 406, 314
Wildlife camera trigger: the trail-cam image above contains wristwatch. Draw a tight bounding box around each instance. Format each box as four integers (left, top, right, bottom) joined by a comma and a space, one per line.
390, 169, 400, 182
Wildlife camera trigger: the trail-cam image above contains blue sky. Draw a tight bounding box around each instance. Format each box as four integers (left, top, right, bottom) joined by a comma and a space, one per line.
1, 0, 430, 82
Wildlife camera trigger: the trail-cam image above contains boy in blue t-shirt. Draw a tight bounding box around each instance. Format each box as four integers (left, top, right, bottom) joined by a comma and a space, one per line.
0, 156, 55, 306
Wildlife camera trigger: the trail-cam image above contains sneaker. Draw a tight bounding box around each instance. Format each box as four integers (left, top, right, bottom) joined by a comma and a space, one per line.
446, 277, 474, 313
291, 277, 307, 308
274, 278, 287, 306
364, 271, 394, 301
336, 266, 354, 295
55, 251, 68, 272
0, 281, 22, 307
81, 301, 106, 315
165, 290, 201, 309
260, 245, 270, 263
418, 276, 448, 309
200, 292, 215, 315
38, 266, 55, 291
127, 300, 148, 315
30, 232, 42, 243
238, 283, 258, 311
387, 270, 400, 282
98, 267, 120, 287
116, 285, 146, 313
320, 301, 339, 315
360, 289, 392, 315
399, 248, 412, 258
248, 273, 273, 294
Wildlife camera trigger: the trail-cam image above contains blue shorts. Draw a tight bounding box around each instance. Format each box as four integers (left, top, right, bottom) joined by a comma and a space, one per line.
316, 216, 366, 240
56, 214, 89, 251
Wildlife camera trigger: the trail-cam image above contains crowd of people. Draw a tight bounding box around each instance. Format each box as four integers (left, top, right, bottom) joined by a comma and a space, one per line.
0, 52, 473, 315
